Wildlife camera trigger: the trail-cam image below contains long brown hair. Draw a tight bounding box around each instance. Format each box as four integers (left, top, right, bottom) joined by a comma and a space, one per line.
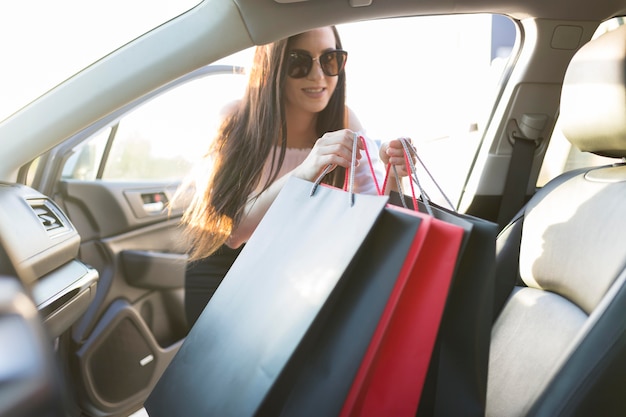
182, 26, 347, 260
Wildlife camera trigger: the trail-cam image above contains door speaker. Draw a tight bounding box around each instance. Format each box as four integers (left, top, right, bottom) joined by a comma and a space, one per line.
86, 317, 156, 404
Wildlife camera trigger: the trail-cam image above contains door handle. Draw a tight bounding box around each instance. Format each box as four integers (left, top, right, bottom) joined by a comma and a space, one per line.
141, 192, 168, 215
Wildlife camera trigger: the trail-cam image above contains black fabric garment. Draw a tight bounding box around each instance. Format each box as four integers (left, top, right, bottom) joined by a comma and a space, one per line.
184, 244, 244, 327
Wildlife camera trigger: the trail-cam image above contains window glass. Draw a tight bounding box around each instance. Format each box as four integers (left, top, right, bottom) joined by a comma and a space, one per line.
62, 128, 110, 181
538, 17, 624, 187
60, 14, 515, 201
63, 72, 248, 182
339, 14, 516, 205
0, 0, 200, 122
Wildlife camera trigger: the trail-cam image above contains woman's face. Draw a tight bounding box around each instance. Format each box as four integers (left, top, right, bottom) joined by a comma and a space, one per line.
284, 27, 340, 116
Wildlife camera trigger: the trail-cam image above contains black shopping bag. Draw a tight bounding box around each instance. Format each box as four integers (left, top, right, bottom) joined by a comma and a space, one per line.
389, 192, 497, 417
145, 176, 390, 417
381, 137, 496, 416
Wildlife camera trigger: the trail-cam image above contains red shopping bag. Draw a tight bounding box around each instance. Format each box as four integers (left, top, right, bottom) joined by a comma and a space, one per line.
339, 204, 464, 417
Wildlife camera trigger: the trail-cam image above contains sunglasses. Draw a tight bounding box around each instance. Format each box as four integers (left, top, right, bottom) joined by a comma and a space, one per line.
286, 49, 348, 78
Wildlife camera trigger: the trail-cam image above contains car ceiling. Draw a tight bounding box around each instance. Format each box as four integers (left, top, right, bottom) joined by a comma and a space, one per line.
236, 0, 626, 44
1, 0, 625, 181
235, 0, 626, 43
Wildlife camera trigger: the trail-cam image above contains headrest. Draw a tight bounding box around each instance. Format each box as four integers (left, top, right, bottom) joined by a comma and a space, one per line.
560, 24, 626, 158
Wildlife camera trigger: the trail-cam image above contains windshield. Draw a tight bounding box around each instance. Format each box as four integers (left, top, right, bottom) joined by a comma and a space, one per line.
0, 0, 201, 122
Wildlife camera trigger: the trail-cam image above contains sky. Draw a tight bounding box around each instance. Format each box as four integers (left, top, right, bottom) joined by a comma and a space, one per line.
0, 1, 199, 121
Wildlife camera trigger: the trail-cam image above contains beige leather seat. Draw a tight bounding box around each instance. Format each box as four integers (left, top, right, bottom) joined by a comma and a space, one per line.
487, 24, 626, 416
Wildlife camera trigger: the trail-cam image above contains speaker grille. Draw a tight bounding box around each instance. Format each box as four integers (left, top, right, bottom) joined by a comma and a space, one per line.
88, 317, 156, 403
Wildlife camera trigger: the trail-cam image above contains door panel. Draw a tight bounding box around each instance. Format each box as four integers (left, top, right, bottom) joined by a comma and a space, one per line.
72, 298, 182, 415
58, 180, 184, 239
121, 250, 188, 289
57, 179, 190, 416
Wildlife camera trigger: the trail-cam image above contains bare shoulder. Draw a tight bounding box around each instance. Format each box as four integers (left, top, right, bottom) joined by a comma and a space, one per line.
220, 99, 241, 119
346, 106, 365, 132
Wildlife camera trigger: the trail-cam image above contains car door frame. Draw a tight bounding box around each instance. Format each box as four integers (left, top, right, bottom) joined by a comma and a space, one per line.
26, 64, 245, 416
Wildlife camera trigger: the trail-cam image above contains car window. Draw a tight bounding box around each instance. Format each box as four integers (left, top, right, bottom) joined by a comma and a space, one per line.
60, 14, 516, 203
62, 72, 248, 182
537, 17, 625, 187
339, 15, 516, 205
0, 0, 201, 123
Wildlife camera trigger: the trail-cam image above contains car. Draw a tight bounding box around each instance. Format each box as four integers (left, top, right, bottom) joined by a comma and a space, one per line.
1, 0, 624, 416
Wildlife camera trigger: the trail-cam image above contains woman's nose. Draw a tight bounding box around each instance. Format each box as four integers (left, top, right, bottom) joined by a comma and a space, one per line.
306, 58, 324, 80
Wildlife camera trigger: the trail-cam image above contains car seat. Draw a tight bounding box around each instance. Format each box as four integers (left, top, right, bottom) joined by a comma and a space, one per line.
486, 24, 626, 416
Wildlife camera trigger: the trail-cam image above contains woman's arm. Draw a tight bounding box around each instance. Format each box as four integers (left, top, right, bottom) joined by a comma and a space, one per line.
226, 172, 290, 248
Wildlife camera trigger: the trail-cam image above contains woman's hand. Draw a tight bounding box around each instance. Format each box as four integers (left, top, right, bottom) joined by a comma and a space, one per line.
292, 129, 363, 181
379, 138, 414, 177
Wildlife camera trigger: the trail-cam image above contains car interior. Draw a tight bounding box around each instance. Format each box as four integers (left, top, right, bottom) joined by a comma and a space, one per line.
0, 0, 624, 416
488, 23, 626, 416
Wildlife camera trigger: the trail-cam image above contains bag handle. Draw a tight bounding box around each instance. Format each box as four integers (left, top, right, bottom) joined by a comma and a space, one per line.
405, 139, 455, 210
310, 132, 362, 206
393, 138, 434, 216
383, 137, 455, 215
353, 135, 383, 196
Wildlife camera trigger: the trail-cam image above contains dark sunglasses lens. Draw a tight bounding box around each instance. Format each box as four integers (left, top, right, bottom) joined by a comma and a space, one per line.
287, 53, 312, 78
320, 51, 347, 76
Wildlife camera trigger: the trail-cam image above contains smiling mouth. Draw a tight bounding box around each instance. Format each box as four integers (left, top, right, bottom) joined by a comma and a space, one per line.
303, 87, 325, 93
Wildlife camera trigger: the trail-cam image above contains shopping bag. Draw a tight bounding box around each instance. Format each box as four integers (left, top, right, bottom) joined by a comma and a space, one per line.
385, 137, 497, 416
394, 194, 497, 417
256, 204, 464, 417
145, 176, 390, 417
338, 204, 465, 417
258, 202, 432, 416
260, 138, 463, 417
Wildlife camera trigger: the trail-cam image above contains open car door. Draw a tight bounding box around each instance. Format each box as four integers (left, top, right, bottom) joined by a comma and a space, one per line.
25, 65, 247, 416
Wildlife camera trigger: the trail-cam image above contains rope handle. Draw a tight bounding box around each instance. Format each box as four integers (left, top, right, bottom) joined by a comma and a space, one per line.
406, 139, 455, 210
311, 132, 365, 206
347, 135, 382, 195
398, 137, 434, 216
381, 137, 455, 215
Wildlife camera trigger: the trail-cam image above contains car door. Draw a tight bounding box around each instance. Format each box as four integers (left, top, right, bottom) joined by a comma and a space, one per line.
27, 64, 248, 417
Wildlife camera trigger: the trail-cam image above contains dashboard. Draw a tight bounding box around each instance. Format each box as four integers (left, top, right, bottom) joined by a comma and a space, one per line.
0, 182, 98, 416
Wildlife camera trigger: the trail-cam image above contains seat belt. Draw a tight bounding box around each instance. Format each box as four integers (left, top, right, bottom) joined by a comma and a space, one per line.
497, 114, 547, 228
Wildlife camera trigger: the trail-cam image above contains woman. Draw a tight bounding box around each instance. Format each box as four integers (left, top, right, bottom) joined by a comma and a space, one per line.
182, 26, 411, 326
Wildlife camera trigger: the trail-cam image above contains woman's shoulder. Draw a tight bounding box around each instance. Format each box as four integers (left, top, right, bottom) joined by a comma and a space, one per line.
220, 99, 241, 119
345, 105, 365, 132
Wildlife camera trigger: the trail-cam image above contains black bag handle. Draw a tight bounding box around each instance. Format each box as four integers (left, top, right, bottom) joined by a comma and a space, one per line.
389, 137, 455, 215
